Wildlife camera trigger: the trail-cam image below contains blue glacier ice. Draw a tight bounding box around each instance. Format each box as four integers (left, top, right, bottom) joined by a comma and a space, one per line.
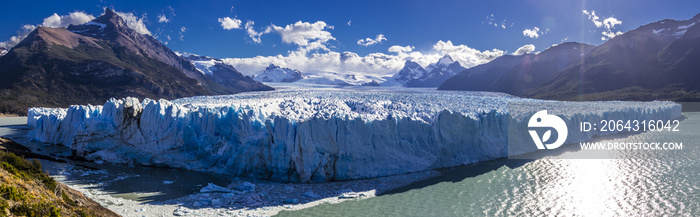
27, 88, 682, 182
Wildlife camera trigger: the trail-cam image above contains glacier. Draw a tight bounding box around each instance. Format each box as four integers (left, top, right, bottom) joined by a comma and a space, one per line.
27, 88, 682, 182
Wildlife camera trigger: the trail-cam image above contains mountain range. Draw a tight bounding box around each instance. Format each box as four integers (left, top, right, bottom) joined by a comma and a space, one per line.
0, 8, 270, 115
177, 52, 273, 91
394, 54, 465, 87
439, 42, 595, 96
253, 64, 304, 82
440, 13, 700, 101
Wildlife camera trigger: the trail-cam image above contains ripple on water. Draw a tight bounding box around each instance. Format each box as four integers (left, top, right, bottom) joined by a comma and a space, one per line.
277, 112, 699, 216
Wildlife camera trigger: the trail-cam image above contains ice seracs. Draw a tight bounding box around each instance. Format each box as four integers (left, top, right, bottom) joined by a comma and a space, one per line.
28, 89, 682, 183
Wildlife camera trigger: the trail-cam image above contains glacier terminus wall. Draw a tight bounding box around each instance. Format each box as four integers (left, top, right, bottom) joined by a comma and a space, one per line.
27, 88, 682, 182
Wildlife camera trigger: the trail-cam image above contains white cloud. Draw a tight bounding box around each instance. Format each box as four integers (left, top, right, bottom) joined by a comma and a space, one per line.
1, 11, 94, 49
222, 40, 503, 78
158, 14, 169, 23
357, 34, 387, 46
244, 21, 265, 43
1, 9, 154, 49
484, 14, 513, 29
347, 20, 352, 26
601, 31, 623, 40
603, 17, 622, 30
41, 12, 95, 28
583, 10, 623, 40
513, 44, 535, 55
582, 10, 602, 27
115, 11, 152, 35
218, 17, 242, 30
179, 26, 187, 41
523, 27, 540, 38
432, 40, 504, 67
241, 20, 335, 48
268, 21, 335, 47
0, 25, 36, 49
388, 45, 414, 53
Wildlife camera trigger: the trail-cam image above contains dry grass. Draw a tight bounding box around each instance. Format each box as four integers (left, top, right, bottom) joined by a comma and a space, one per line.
0, 137, 120, 217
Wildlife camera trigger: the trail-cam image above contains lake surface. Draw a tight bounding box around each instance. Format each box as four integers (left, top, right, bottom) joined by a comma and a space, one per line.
2, 113, 697, 216
0, 117, 232, 203
277, 112, 700, 216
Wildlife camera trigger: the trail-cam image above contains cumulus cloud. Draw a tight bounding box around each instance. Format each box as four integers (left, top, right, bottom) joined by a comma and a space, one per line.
0, 10, 155, 49
603, 17, 622, 29
114, 11, 152, 35
267, 21, 335, 47
223, 40, 503, 78
583, 10, 623, 40
388, 45, 414, 53
0, 24, 37, 49
241, 20, 335, 48
513, 44, 535, 55
41, 12, 95, 28
523, 27, 541, 38
218, 17, 242, 30
433, 40, 504, 66
1, 11, 94, 49
244, 21, 265, 43
158, 14, 169, 23
357, 34, 387, 46
601, 31, 623, 40
347, 20, 352, 26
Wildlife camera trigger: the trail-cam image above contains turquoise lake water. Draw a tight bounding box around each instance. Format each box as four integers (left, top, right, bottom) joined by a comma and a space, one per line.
277, 112, 699, 216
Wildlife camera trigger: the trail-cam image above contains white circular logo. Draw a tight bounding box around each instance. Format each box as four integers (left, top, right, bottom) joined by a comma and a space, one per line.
528, 110, 568, 149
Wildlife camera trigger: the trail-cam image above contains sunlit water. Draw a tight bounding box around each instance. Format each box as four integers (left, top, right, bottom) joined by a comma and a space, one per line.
277, 112, 700, 216
1, 112, 697, 216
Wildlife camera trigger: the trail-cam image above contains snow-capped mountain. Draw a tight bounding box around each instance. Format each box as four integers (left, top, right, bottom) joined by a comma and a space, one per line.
178, 52, 273, 92
393, 54, 466, 87
392, 60, 427, 84
296, 72, 388, 86
176, 52, 221, 75
253, 64, 304, 82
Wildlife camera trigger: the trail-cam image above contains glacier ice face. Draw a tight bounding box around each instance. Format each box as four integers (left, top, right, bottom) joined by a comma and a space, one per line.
28, 88, 682, 182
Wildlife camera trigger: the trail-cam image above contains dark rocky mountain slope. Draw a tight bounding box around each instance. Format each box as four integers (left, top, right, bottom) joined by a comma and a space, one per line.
0, 8, 270, 115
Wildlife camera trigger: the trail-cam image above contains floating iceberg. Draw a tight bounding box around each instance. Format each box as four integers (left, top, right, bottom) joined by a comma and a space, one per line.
28, 88, 682, 182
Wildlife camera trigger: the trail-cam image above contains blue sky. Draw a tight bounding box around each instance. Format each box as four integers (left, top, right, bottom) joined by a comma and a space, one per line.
1, 0, 699, 75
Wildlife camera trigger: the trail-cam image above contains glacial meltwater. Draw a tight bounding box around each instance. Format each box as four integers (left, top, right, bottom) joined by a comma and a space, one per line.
277, 112, 699, 216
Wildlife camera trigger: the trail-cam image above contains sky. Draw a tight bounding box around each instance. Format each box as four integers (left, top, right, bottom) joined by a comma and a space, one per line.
1, 0, 699, 76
